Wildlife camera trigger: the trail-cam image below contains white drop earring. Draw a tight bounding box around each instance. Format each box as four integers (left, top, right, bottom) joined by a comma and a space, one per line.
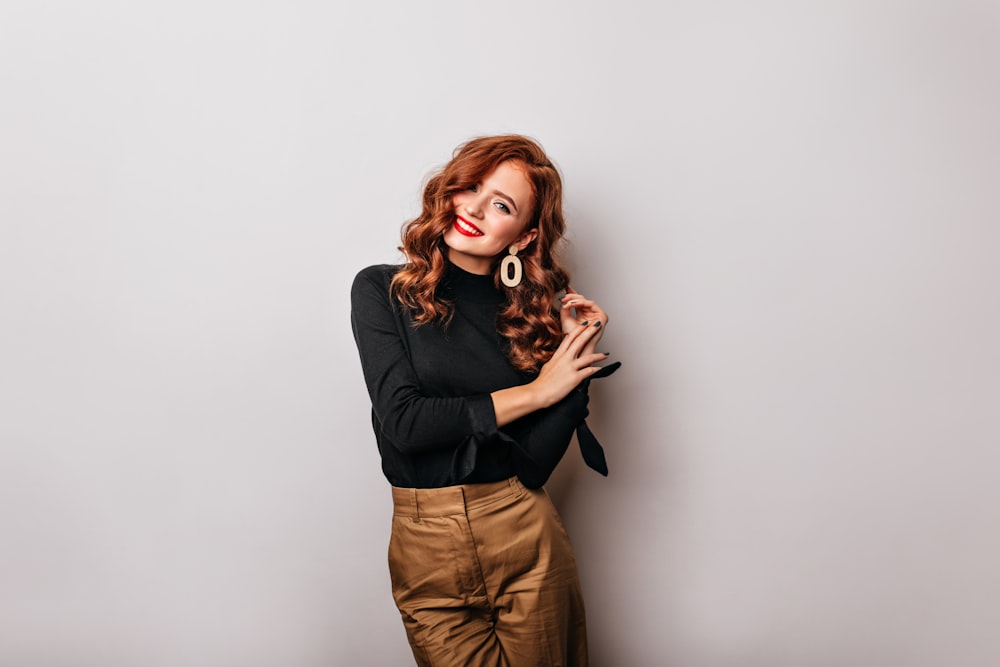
500, 244, 523, 287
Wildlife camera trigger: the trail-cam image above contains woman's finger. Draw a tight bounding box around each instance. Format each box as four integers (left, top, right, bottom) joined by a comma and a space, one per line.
552, 317, 592, 357
569, 302, 604, 315
574, 351, 612, 370
565, 321, 603, 357
562, 297, 606, 318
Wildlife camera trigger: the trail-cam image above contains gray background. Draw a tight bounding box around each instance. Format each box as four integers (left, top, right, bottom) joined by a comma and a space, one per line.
2, 1, 998, 665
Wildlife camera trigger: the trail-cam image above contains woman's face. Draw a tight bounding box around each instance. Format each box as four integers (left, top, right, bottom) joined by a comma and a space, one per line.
444, 160, 537, 275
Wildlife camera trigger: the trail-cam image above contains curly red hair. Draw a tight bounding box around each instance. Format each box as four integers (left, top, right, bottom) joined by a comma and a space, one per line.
390, 135, 570, 372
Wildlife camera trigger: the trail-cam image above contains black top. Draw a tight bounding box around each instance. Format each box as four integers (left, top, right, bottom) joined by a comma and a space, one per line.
350, 261, 592, 489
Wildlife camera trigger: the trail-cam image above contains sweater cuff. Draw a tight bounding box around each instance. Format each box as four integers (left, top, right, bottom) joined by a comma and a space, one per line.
466, 393, 499, 441
551, 389, 590, 425
449, 393, 499, 482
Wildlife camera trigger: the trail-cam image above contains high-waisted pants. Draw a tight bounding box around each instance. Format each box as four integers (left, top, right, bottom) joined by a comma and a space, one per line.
389, 476, 588, 667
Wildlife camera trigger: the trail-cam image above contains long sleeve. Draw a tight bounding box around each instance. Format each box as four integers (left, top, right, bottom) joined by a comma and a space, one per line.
503, 390, 589, 489
352, 261, 619, 489
350, 266, 499, 453
505, 360, 621, 489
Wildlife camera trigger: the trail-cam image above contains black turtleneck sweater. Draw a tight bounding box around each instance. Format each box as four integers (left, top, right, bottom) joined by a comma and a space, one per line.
350, 262, 590, 489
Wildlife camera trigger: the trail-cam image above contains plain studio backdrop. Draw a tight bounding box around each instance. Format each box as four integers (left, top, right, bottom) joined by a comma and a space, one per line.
1, 1, 998, 665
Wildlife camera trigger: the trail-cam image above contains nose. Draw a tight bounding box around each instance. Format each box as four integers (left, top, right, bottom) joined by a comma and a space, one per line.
464, 193, 485, 218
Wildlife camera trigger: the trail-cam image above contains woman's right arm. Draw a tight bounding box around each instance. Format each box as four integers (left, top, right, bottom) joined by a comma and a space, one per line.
350, 266, 498, 452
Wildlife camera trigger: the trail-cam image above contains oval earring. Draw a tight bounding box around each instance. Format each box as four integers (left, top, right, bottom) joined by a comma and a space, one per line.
500, 244, 523, 288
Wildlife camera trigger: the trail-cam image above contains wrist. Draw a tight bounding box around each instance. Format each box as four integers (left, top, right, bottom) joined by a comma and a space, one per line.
493, 381, 549, 428
528, 377, 557, 409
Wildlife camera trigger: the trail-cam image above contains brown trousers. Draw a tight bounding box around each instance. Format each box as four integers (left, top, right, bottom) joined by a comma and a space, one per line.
389, 477, 588, 667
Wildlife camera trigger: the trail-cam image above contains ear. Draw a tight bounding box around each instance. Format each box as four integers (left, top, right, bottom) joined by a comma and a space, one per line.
516, 228, 538, 252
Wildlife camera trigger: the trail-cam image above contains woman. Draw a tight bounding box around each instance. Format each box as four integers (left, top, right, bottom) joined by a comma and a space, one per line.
351, 135, 618, 666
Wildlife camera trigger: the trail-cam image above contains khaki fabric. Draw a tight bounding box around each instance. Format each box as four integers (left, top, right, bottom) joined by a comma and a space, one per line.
389, 477, 588, 667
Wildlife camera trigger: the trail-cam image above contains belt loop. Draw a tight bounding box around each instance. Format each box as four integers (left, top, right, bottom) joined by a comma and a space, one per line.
410, 488, 420, 522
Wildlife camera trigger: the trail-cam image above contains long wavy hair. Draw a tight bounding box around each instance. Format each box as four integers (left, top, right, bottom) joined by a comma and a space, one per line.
390, 135, 570, 372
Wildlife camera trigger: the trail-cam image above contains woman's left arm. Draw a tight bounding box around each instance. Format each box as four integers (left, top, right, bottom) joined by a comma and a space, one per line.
503, 293, 616, 488
502, 390, 590, 488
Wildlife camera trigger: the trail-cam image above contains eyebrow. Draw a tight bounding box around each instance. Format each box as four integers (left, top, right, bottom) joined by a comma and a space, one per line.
490, 189, 519, 213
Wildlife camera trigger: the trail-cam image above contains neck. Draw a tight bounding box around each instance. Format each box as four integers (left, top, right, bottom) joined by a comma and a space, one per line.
443, 256, 503, 304
446, 248, 492, 275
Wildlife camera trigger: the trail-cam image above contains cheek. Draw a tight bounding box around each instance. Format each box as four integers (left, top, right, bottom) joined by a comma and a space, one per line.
495, 223, 525, 246
496, 212, 528, 237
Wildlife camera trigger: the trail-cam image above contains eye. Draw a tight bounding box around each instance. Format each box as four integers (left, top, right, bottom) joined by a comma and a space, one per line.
494, 201, 511, 214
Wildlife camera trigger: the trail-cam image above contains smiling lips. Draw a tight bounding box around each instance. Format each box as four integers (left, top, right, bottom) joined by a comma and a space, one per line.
454, 216, 485, 237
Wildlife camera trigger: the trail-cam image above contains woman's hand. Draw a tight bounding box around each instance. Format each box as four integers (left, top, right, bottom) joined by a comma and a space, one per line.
531, 321, 609, 408
491, 321, 609, 427
560, 287, 609, 356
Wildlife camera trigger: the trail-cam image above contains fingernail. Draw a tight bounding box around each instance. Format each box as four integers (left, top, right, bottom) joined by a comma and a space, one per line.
594, 321, 602, 328
580, 320, 589, 326
603, 352, 611, 356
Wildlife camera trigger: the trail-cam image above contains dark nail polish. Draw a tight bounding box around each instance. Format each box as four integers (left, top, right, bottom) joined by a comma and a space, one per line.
594, 321, 602, 328
580, 320, 589, 326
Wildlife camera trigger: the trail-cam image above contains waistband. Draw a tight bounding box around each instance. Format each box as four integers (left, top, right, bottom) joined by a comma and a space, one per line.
391, 477, 526, 518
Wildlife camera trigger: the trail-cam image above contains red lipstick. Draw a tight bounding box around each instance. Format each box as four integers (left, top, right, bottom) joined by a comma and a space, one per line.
454, 216, 484, 237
